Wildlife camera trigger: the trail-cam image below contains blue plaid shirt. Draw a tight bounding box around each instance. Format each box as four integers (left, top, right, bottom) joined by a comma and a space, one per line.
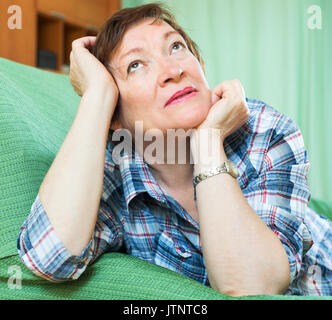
18, 98, 332, 296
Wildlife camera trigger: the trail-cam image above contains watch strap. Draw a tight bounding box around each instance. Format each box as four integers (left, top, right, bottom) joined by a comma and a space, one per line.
193, 160, 238, 187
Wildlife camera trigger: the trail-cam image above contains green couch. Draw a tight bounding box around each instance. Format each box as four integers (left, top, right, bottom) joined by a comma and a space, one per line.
0, 57, 331, 300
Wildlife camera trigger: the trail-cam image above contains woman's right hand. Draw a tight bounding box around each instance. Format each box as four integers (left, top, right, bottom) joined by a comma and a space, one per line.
69, 36, 119, 100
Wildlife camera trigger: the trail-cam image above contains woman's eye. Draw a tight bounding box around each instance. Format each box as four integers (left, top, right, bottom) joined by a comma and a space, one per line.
171, 41, 185, 53
127, 42, 185, 74
127, 61, 142, 74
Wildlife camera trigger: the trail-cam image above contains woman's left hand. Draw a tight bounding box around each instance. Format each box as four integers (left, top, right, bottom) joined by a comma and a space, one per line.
197, 79, 250, 142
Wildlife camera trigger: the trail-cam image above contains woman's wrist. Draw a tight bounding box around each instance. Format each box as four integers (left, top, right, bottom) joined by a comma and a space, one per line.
82, 82, 118, 115
191, 128, 228, 176
85, 81, 118, 102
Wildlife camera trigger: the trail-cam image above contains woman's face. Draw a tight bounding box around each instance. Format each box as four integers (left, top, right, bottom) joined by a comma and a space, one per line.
110, 18, 212, 134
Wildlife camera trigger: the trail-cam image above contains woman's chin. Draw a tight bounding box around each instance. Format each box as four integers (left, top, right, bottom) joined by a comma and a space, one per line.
175, 105, 210, 130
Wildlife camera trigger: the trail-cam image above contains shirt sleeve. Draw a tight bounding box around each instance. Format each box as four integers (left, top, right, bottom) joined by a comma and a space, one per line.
243, 114, 313, 283
17, 193, 124, 282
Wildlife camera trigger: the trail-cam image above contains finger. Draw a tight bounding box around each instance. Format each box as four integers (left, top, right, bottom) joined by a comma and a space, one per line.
212, 80, 237, 97
72, 36, 97, 50
231, 79, 246, 98
211, 92, 219, 106
211, 80, 237, 102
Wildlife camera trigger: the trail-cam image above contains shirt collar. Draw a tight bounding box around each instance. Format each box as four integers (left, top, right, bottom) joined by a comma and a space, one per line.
107, 134, 168, 209
224, 121, 250, 156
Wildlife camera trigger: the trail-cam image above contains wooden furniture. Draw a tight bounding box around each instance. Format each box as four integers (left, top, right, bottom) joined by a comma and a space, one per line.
0, 0, 121, 73
0, 0, 37, 67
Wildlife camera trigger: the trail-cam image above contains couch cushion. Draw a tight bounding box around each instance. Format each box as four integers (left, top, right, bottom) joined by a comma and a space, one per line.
0, 58, 80, 258
0, 253, 229, 299
308, 198, 332, 222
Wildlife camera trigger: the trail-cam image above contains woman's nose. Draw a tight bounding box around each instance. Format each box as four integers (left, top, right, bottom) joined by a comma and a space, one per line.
157, 59, 184, 86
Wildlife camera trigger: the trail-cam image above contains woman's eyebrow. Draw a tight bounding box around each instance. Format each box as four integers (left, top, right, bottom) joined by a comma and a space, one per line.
119, 30, 181, 62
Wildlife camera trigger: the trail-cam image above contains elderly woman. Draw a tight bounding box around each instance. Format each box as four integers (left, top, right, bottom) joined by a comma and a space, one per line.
18, 3, 331, 296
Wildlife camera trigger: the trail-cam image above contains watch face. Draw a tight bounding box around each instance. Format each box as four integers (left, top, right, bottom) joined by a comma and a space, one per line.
229, 161, 239, 178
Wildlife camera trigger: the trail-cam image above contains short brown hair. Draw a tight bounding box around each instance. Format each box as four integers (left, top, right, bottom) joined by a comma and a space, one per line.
92, 2, 205, 125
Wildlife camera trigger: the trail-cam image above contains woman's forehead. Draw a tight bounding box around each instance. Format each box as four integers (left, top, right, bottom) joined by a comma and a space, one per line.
113, 18, 176, 58
124, 18, 174, 40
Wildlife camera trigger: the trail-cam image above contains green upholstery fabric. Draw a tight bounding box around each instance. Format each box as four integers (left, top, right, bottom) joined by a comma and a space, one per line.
0, 58, 81, 259
308, 198, 332, 222
0, 58, 331, 300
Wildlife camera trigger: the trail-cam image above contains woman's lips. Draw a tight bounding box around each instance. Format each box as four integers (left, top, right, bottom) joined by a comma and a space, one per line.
165, 88, 198, 108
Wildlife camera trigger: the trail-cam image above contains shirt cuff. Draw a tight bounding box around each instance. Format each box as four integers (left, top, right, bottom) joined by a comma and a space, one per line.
18, 193, 94, 281
245, 198, 312, 283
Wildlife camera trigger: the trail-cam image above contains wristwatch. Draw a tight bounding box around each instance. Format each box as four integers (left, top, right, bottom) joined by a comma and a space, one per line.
193, 160, 239, 187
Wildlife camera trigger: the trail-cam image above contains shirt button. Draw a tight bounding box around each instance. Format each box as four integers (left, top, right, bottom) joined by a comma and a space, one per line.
176, 246, 191, 258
